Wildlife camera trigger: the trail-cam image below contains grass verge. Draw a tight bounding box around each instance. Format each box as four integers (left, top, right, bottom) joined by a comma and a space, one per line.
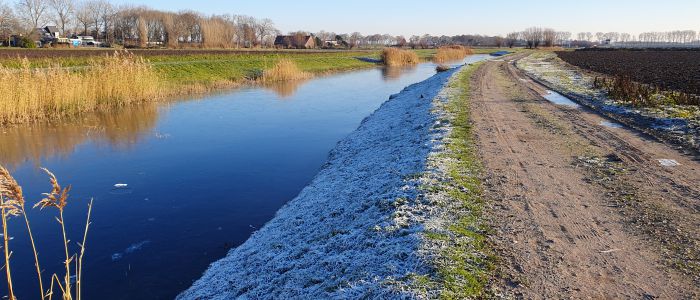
413, 62, 493, 299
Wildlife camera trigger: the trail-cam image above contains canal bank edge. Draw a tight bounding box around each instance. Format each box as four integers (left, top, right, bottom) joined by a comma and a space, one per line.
177, 62, 491, 299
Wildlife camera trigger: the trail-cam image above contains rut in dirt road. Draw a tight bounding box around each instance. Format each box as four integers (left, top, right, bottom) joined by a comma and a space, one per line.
470, 57, 700, 299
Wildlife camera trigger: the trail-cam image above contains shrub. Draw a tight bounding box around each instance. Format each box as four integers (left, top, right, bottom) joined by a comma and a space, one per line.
20, 37, 36, 49
434, 45, 474, 63
436, 65, 451, 72
381, 48, 419, 66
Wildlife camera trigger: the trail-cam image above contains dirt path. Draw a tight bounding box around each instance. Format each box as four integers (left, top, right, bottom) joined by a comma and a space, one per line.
471, 56, 700, 299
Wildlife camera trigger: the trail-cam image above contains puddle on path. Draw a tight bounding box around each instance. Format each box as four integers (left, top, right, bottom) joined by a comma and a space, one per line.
543, 90, 581, 108
600, 121, 624, 128
658, 159, 681, 167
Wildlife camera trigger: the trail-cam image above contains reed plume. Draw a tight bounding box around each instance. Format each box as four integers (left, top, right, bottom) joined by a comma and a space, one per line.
0, 165, 93, 300
1, 165, 45, 300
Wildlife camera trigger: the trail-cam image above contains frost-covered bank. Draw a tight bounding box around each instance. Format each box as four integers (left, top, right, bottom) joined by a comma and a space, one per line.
178, 62, 492, 299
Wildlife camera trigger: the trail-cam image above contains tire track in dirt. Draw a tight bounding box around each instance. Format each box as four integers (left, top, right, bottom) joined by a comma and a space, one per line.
471, 56, 699, 299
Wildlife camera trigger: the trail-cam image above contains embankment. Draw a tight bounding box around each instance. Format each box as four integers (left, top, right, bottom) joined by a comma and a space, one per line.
178, 63, 490, 299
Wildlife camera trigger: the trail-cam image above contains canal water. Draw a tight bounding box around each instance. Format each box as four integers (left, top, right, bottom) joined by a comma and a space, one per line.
1, 55, 489, 299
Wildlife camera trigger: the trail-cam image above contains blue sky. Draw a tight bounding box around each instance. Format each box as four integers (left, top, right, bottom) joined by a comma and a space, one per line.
111, 0, 700, 36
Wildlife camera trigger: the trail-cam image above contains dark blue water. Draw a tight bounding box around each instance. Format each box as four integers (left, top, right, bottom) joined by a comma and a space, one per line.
1, 55, 489, 299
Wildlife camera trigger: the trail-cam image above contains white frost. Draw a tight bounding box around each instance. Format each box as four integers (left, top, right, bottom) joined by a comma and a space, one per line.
177, 68, 463, 299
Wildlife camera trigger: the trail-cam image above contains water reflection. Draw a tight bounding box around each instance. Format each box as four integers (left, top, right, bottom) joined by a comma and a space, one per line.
263, 80, 308, 98
382, 65, 418, 81
0, 103, 159, 168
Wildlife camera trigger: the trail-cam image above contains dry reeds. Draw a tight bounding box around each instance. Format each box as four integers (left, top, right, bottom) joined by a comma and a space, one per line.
381, 48, 420, 67
436, 65, 451, 72
434, 45, 474, 63
259, 59, 311, 83
594, 76, 700, 107
0, 51, 162, 125
0, 165, 93, 300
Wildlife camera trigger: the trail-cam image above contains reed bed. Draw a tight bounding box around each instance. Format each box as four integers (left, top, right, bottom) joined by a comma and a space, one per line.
257, 59, 311, 83
1, 165, 93, 300
434, 45, 474, 63
0, 51, 162, 125
380, 48, 420, 67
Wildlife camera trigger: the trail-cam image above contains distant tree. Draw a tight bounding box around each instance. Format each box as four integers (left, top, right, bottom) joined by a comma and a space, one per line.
408, 35, 419, 49
49, 0, 73, 35
348, 32, 362, 48
595, 32, 604, 43
542, 28, 556, 47
395, 35, 406, 47
555, 31, 571, 46
522, 27, 543, 48
494, 35, 504, 48
0, 2, 19, 43
15, 0, 49, 34
506, 32, 519, 48
254, 18, 275, 48
74, 1, 92, 35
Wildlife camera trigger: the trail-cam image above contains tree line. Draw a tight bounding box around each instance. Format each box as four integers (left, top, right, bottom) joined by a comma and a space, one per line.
0, 0, 279, 48
509, 27, 700, 49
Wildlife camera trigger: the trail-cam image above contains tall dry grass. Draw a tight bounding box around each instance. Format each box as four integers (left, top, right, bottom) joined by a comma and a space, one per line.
434, 45, 474, 63
259, 59, 311, 83
1, 165, 93, 300
381, 48, 420, 67
0, 51, 162, 125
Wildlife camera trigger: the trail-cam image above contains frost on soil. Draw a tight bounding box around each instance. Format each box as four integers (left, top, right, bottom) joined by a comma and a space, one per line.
178, 68, 468, 299
517, 52, 699, 153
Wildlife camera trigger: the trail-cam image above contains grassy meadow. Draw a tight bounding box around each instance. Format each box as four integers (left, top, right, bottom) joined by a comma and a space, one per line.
0, 47, 512, 124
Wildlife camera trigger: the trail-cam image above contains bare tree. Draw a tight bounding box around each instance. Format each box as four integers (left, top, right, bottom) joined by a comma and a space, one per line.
0, 2, 19, 43
494, 35, 504, 48
522, 27, 543, 48
49, 0, 73, 35
15, 0, 48, 33
542, 28, 556, 47
595, 32, 604, 43
506, 32, 519, 48
349, 32, 362, 49
255, 18, 275, 48
74, 0, 92, 35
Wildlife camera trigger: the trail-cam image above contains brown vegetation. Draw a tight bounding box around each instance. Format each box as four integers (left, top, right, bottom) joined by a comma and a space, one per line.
594, 76, 699, 107
0, 51, 162, 124
1, 165, 93, 300
380, 48, 419, 66
436, 64, 451, 72
434, 45, 474, 63
259, 59, 311, 82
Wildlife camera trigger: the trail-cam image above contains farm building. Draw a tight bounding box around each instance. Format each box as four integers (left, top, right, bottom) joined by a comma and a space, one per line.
274, 35, 316, 49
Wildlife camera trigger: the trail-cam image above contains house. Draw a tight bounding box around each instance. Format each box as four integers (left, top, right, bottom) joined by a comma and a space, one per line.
273, 35, 316, 49
44, 26, 60, 39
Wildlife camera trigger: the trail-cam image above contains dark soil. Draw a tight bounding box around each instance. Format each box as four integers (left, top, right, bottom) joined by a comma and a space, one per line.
556, 50, 700, 95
